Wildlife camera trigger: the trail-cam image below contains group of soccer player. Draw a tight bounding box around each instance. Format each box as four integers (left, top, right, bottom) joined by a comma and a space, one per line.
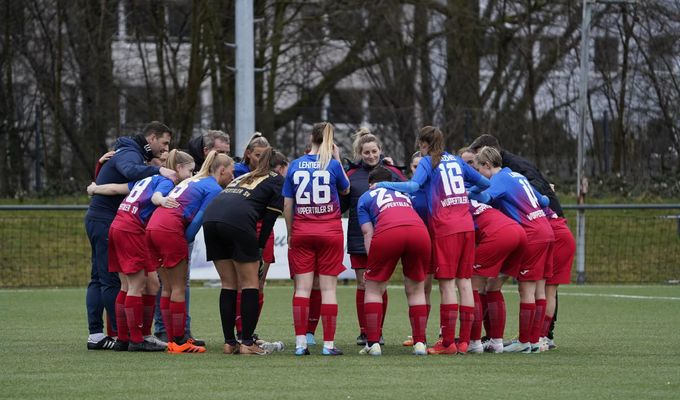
86, 121, 574, 356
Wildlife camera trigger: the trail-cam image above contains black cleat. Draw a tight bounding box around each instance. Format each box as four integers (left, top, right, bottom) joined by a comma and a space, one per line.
87, 336, 116, 350
356, 333, 367, 346
154, 331, 168, 343
128, 341, 166, 352
113, 340, 129, 352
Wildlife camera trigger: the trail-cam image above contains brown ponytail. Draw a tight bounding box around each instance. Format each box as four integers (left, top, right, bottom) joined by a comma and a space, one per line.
419, 126, 445, 168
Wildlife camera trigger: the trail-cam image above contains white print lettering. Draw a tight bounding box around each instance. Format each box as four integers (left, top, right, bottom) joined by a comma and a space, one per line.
118, 203, 139, 215
297, 204, 334, 215
299, 161, 321, 169
379, 201, 413, 212
526, 210, 546, 221
440, 196, 468, 207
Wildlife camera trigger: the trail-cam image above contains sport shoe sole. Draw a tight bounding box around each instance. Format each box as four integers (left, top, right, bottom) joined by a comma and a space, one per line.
87, 336, 116, 350
359, 343, 382, 356
129, 341, 166, 352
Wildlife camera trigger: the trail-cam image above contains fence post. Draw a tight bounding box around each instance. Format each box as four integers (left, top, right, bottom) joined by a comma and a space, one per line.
576, 209, 586, 284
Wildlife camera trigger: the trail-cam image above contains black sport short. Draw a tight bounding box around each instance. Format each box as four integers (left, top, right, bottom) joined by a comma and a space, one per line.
203, 221, 259, 263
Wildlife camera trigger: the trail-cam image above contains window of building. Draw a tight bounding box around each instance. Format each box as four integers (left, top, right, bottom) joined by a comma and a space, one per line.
167, 1, 192, 38
649, 35, 677, 72
125, 0, 162, 40
594, 36, 618, 72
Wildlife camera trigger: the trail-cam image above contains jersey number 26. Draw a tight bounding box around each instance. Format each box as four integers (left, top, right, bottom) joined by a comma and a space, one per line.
293, 170, 331, 205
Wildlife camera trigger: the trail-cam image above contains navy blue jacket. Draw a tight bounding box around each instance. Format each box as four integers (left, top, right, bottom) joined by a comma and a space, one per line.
341, 160, 406, 255
86, 137, 161, 221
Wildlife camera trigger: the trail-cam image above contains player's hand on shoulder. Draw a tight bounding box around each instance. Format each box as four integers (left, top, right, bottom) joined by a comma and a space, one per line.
159, 167, 179, 183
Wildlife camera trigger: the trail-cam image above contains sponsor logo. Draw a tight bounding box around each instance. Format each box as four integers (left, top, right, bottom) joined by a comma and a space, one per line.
520, 269, 529, 276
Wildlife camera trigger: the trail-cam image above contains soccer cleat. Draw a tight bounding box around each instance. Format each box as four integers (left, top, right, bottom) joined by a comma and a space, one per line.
113, 340, 129, 352
239, 343, 268, 355
144, 335, 167, 348
359, 343, 382, 356
427, 341, 457, 355
538, 337, 549, 352
413, 342, 427, 356
483, 339, 504, 353
87, 336, 116, 350
356, 333, 367, 346
547, 338, 557, 350
128, 340, 166, 352
503, 341, 531, 353
322, 346, 344, 356
402, 336, 414, 347
167, 341, 206, 353
379, 335, 385, 345
306, 333, 317, 346
457, 342, 469, 354
186, 333, 205, 347
154, 331, 168, 343
530, 342, 541, 353
223, 343, 240, 354
467, 340, 483, 354
295, 346, 310, 356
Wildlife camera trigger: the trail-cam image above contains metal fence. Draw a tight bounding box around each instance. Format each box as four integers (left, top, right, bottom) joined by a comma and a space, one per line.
0, 204, 679, 287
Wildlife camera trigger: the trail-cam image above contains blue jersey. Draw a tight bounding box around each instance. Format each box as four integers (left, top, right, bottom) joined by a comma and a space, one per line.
111, 175, 174, 232
147, 175, 222, 242
357, 188, 423, 236
282, 154, 350, 235
410, 188, 429, 225
233, 162, 251, 178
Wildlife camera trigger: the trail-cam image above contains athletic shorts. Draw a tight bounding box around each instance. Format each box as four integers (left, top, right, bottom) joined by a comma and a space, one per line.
365, 225, 431, 282
546, 218, 575, 285
146, 229, 188, 268
262, 231, 275, 264
108, 226, 154, 274
289, 233, 345, 276
473, 223, 527, 279
349, 254, 368, 270
518, 241, 553, 281
203, 221, 259, 263
432, 231, 475, 280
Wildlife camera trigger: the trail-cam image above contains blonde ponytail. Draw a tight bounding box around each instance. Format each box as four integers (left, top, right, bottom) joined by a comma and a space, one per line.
317, 123, 334, 170
165, 149, 194, 172
188, 150, 233, 185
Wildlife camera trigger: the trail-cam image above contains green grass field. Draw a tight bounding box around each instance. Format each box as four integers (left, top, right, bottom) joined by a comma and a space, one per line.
1, 284, 679, 399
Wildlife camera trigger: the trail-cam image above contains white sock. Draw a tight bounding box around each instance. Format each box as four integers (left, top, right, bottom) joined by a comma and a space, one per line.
296, 335, 307, 348
324, 341, 334, 349
88, 333, 105, 342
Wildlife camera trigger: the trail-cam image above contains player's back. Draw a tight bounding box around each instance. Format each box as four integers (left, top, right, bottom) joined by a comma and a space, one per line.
148, 176, 221, 233
112, 175, 174, 232
358, 187, 424, 235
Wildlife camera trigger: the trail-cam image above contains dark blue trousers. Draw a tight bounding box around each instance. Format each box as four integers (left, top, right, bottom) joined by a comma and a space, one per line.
85, 217, 121, 334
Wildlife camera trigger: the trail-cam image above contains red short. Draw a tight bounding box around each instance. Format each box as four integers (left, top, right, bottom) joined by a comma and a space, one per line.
289, 233, 345, 276
108, 226, 154, 274
349, 254, 368, 270
546, 218, 575, 285
262, 231, 275, 264
432, 231, 475, 279
518, 241, 553, 281
146, 229, 189, 269
365, 225, 431, 282
473, 223, 527, 278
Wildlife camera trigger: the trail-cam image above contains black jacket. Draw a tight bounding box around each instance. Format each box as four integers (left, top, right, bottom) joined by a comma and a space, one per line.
187, 135, 206, 169
341, 160, 407, 255
501, 150, 564, 217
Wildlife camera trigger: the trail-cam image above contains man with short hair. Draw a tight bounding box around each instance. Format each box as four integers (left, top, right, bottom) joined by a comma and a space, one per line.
86, 121, 176, 350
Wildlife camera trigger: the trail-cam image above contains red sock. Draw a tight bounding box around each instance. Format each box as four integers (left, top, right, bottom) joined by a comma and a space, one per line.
115, 291, 128, 341
440, 304, 458, 347
479, 292, 490, 336
307, 289, 321, 334
106, 312, 116, 338
170, 300, 186, 342
486, 290, 506, 339
235, 291, 242, 334
355, 288, 366, 334
380, 291, 388, 335
519, 302, 536, 343
160, 296, 172, 340
321, 303, 338, 342
125, 295, 144, 343
409, 305, 428, 344
531, 299, 547, 343
458, 305, 474, 344
258, 291, 265, 318
364, 302, 382, 344
293, 296, 310, 336
141, 294, 156, 337
542, 314, 554, 338
471, 291, 483, 341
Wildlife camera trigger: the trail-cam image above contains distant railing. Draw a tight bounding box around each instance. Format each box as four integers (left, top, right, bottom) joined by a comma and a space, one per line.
0, 204, 679, 287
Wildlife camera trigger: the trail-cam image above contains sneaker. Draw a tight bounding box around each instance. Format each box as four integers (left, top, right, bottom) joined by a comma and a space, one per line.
154, 331, 168, 343
306, 333, 316, 346
503, 341, 531, 353
186, 333, 205, 347
295, 346, 310, 356
547, 338, 557, 350
87, 336, 116, 350
402, 336, 414, 347
113, 340, 129, 352
457, 342, 469, 354
322, 347, 344, 356
144, 335, 168, 348
359, 343, 382, 356
223, 343, 240, 354
413, 342, 427, 356
483, 339, 504, 353
356, 333, 367, 346
379, 335, 385, 346
128, 340, 166, 352
467, 340, 483, 354
167, 341, 206, 353
239, 343, 267, 355
530, 342, 541, 353
427, 341, 457, 355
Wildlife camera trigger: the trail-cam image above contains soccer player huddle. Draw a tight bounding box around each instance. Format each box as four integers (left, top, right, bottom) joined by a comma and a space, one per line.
85, 121, 574, 357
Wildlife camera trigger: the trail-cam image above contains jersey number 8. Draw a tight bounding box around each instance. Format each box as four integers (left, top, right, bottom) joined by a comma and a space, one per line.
293, 170, 331, 205
125, 176, 153, 203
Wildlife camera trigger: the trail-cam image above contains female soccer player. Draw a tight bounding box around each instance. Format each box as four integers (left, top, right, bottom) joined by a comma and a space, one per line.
283, 122, 350, 356
342, 127, 405, 346
375, 126, 490, 355
202, 148, 286, 355
358, 167, 431, 356
146, 150, 234, 353
87, 150, 195, 351
469, 146, 554, 353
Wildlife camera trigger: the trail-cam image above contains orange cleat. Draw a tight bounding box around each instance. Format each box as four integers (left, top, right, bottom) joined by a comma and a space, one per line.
427, 341, 457, 355
167, 340, 206, 353
456, 342, 468, 354
402, 336, 414, 347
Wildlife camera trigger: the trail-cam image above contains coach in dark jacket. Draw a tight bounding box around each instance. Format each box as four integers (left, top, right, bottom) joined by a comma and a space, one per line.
84, 122, 174, 350
186, 129, 232, 168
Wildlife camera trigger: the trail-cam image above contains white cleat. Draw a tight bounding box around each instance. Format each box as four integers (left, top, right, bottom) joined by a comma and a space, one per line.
359, 343, 382, 356
483, 338, 504, 353
538, 337, 549, 352
467, 340, 483, 354
503, 340, 531, 353
413, 342, 427, 356
143, 335, 168, 348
